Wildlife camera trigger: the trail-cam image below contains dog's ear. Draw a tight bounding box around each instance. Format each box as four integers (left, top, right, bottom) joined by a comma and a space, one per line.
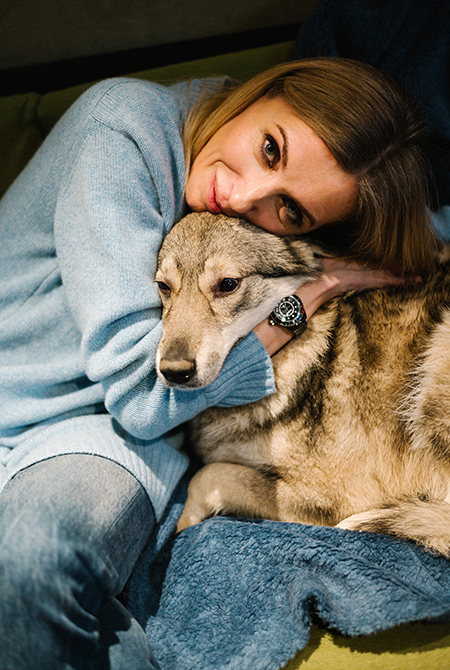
290, 237, 338, 260
264, 235, 321, 278
221, 217, 321, 279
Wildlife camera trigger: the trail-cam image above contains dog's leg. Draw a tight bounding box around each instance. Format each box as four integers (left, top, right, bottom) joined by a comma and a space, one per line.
177, 462, 280, 532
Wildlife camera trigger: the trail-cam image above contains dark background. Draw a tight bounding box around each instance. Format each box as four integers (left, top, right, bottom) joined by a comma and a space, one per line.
0, 0, 319, 95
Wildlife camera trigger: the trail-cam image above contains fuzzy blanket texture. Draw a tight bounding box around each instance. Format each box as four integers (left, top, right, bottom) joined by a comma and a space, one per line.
125, 474, 450, 670
295, 0, 450, 207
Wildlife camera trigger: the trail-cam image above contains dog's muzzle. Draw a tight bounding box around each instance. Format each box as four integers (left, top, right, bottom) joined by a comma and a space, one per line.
159, 358, 196, 386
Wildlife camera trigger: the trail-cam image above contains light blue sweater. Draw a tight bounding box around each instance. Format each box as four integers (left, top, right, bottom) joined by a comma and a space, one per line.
0, 78, 276, 519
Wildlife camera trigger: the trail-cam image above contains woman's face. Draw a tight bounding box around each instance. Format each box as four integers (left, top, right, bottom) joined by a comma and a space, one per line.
185, 96, 358, 236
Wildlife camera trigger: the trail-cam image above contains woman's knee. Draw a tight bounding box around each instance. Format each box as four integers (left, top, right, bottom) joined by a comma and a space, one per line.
0, 455, 156, 668
0, 491, 112, 615
0, 455, 156, 596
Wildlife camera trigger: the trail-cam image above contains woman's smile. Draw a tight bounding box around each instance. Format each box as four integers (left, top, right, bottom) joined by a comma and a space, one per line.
186, 96, 358, 236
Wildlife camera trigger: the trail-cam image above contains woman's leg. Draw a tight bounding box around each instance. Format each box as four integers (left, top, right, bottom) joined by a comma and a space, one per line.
0, 454, 159, 670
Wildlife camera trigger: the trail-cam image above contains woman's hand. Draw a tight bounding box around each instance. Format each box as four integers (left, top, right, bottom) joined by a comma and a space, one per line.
302, 256, 421, 313
254, 257, 421, 357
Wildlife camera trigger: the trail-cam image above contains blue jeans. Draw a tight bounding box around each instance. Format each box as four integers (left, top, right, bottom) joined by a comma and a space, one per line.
0, 454, 160, 670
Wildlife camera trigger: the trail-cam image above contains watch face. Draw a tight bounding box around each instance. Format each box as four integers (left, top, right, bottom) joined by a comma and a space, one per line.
274, 295, 304, 327
269, 295, 307, 335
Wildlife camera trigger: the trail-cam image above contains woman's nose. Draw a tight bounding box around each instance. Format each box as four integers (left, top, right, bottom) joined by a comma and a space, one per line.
227, 177, 272, 217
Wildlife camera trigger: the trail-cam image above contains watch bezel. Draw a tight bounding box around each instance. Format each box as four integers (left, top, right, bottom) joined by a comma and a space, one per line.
268, 295, 307, 336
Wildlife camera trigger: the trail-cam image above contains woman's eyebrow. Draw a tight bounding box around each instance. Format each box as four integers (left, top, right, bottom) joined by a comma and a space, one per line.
276, 124, 289, 168
276, 124, 317, 228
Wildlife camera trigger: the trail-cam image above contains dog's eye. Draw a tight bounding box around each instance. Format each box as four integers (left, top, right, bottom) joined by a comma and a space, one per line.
219, 278, 240, 293
156, 281, 171, 295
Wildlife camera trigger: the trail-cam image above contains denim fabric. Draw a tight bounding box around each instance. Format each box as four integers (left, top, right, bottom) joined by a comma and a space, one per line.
0, 454, 159, 670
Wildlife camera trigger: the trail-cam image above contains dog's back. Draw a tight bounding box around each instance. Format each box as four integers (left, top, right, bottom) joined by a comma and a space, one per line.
157, 213, 450, 556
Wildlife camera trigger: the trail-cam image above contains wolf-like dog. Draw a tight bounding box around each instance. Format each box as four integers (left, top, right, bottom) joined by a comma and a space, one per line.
155, 211, 450, 556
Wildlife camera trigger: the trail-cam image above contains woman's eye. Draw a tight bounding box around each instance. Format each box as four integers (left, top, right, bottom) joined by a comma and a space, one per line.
156, 281, 171, 294
262, 135, 280, 169
280, 198, 303, 227
218, 278, 241, 293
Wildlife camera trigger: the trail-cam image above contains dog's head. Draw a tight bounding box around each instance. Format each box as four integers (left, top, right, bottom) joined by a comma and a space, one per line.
155, 212, 321, 388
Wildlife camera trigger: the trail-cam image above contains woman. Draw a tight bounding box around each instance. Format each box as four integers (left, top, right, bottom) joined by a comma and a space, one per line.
0, 58, 440, 669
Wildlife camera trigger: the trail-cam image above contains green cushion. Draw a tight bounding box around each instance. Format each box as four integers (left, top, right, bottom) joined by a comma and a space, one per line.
286, 623, 450, 669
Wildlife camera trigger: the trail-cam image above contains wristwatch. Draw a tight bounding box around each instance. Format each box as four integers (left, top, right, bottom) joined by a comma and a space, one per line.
268, 294, 307, 337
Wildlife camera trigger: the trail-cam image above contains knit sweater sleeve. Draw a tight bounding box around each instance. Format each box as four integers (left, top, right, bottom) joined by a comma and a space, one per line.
54, 80, 275, 440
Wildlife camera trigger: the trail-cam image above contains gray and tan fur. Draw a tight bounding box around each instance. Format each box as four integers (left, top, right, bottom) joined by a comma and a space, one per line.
156, 211, 450, 556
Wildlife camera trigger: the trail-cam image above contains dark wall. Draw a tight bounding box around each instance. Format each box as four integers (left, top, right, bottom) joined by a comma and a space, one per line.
1, 0, 318, 70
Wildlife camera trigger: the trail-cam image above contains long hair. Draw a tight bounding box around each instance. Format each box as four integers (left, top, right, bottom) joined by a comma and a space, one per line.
183, 58, 438, 275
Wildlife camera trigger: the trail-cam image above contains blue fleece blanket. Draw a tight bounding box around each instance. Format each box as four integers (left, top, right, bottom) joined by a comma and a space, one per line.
126, 475, 450, 670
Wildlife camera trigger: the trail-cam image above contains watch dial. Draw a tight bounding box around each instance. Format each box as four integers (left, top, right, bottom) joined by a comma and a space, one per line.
278, 297, 298, 321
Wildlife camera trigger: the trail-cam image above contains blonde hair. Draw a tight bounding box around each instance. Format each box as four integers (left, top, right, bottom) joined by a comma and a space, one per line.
183, 58, 438, 275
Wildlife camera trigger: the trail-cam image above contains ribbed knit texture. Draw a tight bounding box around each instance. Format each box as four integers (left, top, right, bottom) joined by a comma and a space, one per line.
0, 78, 276, 518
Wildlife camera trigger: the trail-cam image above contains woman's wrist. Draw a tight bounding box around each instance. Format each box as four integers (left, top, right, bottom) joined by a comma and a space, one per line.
253, 318, 293, 357
253, 277, 334, 357
253, 256, 416, 357
293, 275, 340, 317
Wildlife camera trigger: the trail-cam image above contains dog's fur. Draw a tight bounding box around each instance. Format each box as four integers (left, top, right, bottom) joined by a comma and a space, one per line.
156, 211, 450, 556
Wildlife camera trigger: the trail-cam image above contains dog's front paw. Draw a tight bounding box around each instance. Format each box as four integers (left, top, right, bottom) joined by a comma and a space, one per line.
176, 502, 209, 533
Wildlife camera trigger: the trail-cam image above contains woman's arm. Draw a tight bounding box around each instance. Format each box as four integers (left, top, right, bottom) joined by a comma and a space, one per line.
54, 82, 275, 441
254, 257, 420, 356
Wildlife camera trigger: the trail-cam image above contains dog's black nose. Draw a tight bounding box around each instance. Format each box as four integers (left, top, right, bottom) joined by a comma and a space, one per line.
159, 359, 196, 385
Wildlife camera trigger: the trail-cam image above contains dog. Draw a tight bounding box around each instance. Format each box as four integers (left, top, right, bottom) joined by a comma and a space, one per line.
155, 211, 450, 557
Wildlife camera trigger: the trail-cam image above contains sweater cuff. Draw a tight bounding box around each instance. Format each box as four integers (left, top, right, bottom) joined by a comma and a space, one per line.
203, 331, 276, 408
429, 206, 450, 242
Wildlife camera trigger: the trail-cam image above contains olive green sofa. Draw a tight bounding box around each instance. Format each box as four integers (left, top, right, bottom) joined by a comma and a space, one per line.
2, 41, 450, 670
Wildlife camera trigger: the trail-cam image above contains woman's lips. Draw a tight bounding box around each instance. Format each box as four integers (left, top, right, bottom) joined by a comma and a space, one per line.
207, 178, 222, 214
